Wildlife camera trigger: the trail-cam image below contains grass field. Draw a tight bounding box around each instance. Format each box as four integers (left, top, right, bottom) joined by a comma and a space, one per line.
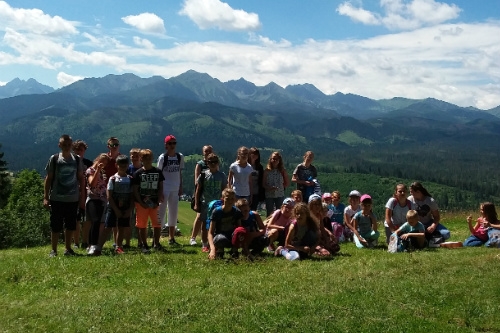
1, 202, 500, 333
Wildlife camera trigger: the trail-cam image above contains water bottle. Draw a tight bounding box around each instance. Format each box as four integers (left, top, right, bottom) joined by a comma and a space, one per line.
281, 248, 299, 261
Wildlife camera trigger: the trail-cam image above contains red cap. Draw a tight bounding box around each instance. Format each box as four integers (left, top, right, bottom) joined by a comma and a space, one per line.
164, 135, 176, 143
231, 227, 247, 248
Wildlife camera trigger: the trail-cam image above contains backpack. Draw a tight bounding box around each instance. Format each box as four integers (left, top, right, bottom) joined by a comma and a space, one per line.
392, 199, 412, 210
160, 152, 181, 172
205, 199, 223, 230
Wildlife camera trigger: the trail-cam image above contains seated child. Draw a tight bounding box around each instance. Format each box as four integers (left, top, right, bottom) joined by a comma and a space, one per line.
388, 209, 426, 253
208, 188, 243, 259
235, 199, 268, 257
95, 155, 133, 255
290, 190, 303, 203
329, 191, 350, 242
344, 190, 361, 242
275, 202, 319, 261
350, 194, 380, 249
464, 202, 499, 247
265, 197, 295, 250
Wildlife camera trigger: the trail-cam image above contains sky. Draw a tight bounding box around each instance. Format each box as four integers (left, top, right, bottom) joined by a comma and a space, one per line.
0, 0, 499, 109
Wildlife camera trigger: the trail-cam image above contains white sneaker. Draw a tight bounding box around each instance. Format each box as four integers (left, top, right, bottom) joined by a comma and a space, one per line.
189, 238, 197, 246
87, 245, 95, 255
388, 234, 398, 253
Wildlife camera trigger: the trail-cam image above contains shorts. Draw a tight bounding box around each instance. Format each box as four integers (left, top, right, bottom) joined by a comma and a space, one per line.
134, 203, 160, 229
105, 206, 131, 228
77, 207, 86, 223
50, 201, 78, 232
213, 232, 233, 250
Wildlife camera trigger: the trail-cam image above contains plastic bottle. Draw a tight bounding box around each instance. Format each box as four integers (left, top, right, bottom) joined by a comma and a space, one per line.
281, 248, 299, 261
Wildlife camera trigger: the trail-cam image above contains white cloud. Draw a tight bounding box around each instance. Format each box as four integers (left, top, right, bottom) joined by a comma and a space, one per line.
133, 36, 155, 49
57, 72, 84, 86
179, 0, 261, 31
0, 1, 78, 36
337, 0, 461, 30
122, 12, 166, 34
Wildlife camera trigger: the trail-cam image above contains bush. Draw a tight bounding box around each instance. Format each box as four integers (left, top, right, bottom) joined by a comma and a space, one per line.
0, 170, 50, 248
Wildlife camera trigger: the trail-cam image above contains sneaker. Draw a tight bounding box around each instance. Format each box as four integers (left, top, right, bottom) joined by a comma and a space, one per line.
388, 234, 398, 253
267, 244, 276, 253
175, 227, 182, 236
169, 239, 180, 246
189, 238, 197, 246
49, 250, 57, 258
87, 245, 95, 255
153, 244, 165, 252
161, 227, 169, 236
112, 243, 117, 249
73, 243, 79, 249
274, 246, 283, 257
64, 249, 76, 256
115, 247, 125, 254
202, 246, 210, 253
141, 246, 151, 254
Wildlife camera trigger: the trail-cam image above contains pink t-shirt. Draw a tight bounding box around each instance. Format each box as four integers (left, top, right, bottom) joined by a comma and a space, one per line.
473, 217, 489, 241
270, 209, 291, 227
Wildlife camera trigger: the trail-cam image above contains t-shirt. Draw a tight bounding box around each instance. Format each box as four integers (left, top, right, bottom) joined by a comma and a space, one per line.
264, 169, 285, 199
344, 205, 361, 224
250, 167, 261, 196
157, 152, 184, 192
353, 211, 376, 235
384, 198, 414, 228
241, 211, 259, 232
269, 209, 291, 228
126, 164, 141, 176
45, 153, 84, 202
85, 167, 107, 201
196, 170, 227, 203
108, 173, 133, 210
212, 206, 243, 234
132, 167, 165, 206
330, 203, 345, 224
229, 162, 253, 197
398, 221, 425, 234
472, 217, 489, 240
407, 195, 438, 226
292, 163, 317, 192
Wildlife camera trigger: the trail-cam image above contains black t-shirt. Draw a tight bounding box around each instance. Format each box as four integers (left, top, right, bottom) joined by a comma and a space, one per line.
132, 167, 165, 205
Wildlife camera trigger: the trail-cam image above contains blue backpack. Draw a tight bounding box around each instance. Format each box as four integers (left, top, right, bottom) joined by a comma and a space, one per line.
205, 199, 223, 230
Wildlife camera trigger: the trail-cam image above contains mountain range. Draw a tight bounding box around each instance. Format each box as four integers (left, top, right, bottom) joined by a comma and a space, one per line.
0, 70, 499, 173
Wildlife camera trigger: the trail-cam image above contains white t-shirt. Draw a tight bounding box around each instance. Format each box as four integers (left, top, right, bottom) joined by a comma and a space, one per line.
344, 205, 361, 224
157, 152, 184, 192
229, 162, 253, 196
407, 195, 438, 225
384, 198, 414, 228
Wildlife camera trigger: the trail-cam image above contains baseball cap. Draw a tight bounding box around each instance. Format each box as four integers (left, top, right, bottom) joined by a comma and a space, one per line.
360, 194, 372, 202
231, 227, 247, 248
322, 193, 332, 200
164, 135, 176, 143
308, 194, 321, 202
349, 190, 361, 197
282, 197, 295, 207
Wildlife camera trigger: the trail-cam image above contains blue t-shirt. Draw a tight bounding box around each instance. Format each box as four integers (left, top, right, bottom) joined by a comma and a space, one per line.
241, 211, 259, 232
398, 221, 425, 234
353, 211, 376, 235
329, 203, 345, 224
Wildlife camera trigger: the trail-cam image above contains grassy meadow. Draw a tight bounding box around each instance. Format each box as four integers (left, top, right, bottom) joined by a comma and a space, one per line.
1, 202, 500, 333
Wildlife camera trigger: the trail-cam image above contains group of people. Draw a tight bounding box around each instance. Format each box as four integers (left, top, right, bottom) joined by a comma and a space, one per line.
43, 136, 500, 259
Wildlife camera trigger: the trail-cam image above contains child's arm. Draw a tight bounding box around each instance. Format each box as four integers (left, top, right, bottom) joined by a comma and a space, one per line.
285, 224, 313, 254
132, 184, 147, 209
401, 232, 425, 240
158, 180, 164, 204
255, 213, 266, 235
350, 217, 368, 246
227, 170, 234, 188
466, 215, 477, 234
266, 213, 285, 230
193, 176, 203, 212
385, 208, 396, 232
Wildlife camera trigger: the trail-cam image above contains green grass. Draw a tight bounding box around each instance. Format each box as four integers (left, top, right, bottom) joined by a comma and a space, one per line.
1, 203, 500, 333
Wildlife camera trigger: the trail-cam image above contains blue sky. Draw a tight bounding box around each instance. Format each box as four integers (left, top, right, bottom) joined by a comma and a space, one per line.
0, 0, 499, 108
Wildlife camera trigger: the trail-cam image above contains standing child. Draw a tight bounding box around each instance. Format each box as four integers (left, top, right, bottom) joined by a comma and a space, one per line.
85, 154, 110, 255
384, 184, 413, 244
388, 210, 426, 253
132, 149, 164, 253
208, 188, 243, 260
192, 153, 227, 252
236, 199, 268, 257
43, 134, 86, 257
275, 202, 319, 261
291, 151, 317, 202
344, 190, 361, 242
263, 151, 289, 217
124, 147, 141, 248
157, 135, 184, 246
248, 147, 265, 211
94, 155, 134, 255
464, 202, 500, 247
350, 194, 380, 248
227, 146, 253, 202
